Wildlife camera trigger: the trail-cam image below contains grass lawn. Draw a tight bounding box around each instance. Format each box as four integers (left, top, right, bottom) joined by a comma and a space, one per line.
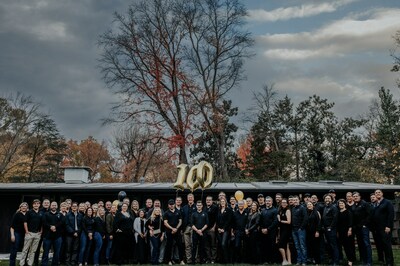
0, 249, 398, 266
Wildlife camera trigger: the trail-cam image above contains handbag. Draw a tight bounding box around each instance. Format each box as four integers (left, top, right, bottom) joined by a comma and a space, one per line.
153, 216, 162, 235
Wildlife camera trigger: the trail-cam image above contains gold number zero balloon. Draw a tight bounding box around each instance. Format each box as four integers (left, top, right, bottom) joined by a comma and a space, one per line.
173, 164, 188, 191
196, 161, 213, 189
186, 165, 200, 192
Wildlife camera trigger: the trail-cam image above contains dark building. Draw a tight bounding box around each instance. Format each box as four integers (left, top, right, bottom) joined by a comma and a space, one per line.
1, 180, 399, 252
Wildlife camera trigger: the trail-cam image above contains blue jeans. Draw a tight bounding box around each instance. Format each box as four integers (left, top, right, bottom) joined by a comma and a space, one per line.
78, 233, 92, 264
93, 232, 103, 265
150, 236, 161, 265
106, 235, 113, 261
10, 232, 23, 266
355, 226, 372, 265
324, 228, 339, 264
41, 237, 62, 266
292, 228, 307, 264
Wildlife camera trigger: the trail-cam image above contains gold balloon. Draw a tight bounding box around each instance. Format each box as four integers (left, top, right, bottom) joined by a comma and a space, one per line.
196, 161, 213, 189
173, 164, 188, 191
235, 190, 244, 201
112, 200, 120, 207
186, 165, 200, 192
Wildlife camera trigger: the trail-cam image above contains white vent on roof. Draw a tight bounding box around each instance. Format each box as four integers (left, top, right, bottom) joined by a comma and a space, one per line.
63, 167, 91, 184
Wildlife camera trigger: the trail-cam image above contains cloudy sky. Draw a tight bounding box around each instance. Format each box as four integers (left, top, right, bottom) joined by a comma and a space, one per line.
0, 0, 399, 142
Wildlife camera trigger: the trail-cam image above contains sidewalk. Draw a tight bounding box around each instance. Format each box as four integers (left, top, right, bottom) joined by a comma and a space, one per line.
0, 252, 52, 261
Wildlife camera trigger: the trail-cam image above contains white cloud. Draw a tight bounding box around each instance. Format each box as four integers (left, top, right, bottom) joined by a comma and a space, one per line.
258, 8, 400, 60
248, 0, 357, 22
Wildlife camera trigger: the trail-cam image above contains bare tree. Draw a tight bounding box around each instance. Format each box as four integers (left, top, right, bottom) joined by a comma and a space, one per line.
391, 30, 400, 87
178, 0, 254, 180
99, 0, 197, 164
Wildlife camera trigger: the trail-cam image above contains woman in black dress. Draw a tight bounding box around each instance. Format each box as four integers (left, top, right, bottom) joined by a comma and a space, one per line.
113, 203, 134, 265
216, 197, 233, 264
277, 198, 292, 265
337, 199, 355, 266
245, 201, 260, 264
306, 201, 321, 265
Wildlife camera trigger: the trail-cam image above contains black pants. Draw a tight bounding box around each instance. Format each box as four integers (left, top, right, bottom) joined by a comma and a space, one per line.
259, 230, 277, 264
244, 231, 259, 264
306, 231, 321, 264
233, 230, 245, 263
65, 235, 80, 265
113, 233, 133, 265
192, 232, 206, 263
217, 231, 230, 263
136, 235, 147, 264
376, 228, 394, 266
337, 232, 355, 263
165, 231, 183, 263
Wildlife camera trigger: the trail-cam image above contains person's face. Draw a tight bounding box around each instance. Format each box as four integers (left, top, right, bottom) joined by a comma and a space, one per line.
338, 201, 345, 209
220, 198, 226, 207
218, 193, 225, 200
20, 203, 28, 212
169, 203, 175, 210
98, 207, 105, 216
123, 198, 130, 205
281, 200, 288, 209
288, 198, 294, 205
353, 194, 360, 203
324, 196, 332, 205
71, 204, 78, 212
329, 193, 336, 199
311, 195, 318, 203
188, 195, 194, 204
85, 202, 91, 208
146, 199, 153, 208
87, 208, 93, 216
61, 205, 67, 212
105, 201, 112, 210
43, 200, 50, 209
92, 205, 98, 213
196, 202, 203, 211
304, 197, 310, 203
370, 194, 377, 203
132, 201, 139, 210
251, 202, 257, 212
98, 201, 104, 207
293, 197, 299, 206
375, 190, 383, 200
258, 197, 265, 204
154, 201, 161, 208
33, 202, 40, 210
66, 201, 71, 208
111, 205, 117, 214
175, 198, 182, 207
139, 210, 145, 218
230, 197, 236, 205
50, 202, 58, 212
246, 198, 253, 207
346, 193, 353, 202
306, 201, 313, 210
206, 197, 213, 206
266, 198, 273, 207
275, 195, 282, 203
79, 204, 86, 212
121, 203, 128, 212
154, 208, 161, 216
238, 201, 244, 210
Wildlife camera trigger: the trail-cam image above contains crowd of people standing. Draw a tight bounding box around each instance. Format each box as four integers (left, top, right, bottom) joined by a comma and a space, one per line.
9, 189, 395, 266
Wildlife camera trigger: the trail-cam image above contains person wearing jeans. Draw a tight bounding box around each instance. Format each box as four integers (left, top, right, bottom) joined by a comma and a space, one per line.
41, 202, 64, 266
290, 195, 308, 266
93, 207, 106, 266
146, 207, 165, 265
10, 202, 28, 266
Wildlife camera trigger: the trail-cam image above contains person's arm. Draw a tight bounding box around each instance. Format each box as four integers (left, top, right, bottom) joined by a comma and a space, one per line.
10, 226, 15, 242
385, 200, 395, 232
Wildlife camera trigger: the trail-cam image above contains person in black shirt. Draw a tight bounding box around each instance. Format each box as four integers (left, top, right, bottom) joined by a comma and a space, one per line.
10, 202, 28, 266
291, 195, 308, 266
232, 200, 248, 263
33, 198, 50, 266
113, 203, 134, 265
42, 201, 64, 266
216, 197, 233, 264
78, 207, 95, 266
245, 202, 260, 264
322, 194, 339, 265
93, 206, 106, 266
20, 199, 42, 266
257, 194, 266, 210
278, 199, 292, 266
372, 189, 394, 266
229, 196, 238, 212
305, 201, 321, 266
191, 201, 209, 264
163, 199, 184, 265
182, 193, 196, 264
65, 202, 82, 266
337, 199, 355, 266
352, 192, 372, 266
205, 196, 218, 263
259, 196, 278, 264
146, 207, 165, 265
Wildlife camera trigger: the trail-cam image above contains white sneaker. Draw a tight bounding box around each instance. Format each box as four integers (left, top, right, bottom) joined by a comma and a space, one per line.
180, 261, 185, 265
282, 261, 289, 265
169, 262, 173, 265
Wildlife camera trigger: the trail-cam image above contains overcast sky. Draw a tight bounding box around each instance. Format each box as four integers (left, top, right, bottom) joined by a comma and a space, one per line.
0, 0, 399, 142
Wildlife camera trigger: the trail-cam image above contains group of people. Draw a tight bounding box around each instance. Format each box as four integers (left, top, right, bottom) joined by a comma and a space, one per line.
9, 189, 395, 266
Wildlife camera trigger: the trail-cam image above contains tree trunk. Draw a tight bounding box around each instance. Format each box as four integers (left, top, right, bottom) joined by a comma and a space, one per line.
179, 145, 188, 165
219, 131, 228, 182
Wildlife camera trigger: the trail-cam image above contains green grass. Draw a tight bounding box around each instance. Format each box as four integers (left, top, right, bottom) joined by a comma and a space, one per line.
0, 248, 398, 266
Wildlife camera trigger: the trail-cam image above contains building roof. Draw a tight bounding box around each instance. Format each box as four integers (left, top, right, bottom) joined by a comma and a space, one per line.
1, 181, 399, 193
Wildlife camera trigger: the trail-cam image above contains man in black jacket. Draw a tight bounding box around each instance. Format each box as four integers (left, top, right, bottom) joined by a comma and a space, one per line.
65, 202, 82, 266
42, 201, 64, 266
205, 195, 218, 264
291, 195, 308, 266
352, 192, 372, 266
322, 194, 339, 265
259, 196, 278, 264
232, 200, 248, 263
372, 189, 394, 266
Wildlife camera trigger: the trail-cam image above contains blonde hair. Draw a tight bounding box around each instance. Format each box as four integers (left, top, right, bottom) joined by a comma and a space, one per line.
17, 202, 28, 213
150, 207, 162, 221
